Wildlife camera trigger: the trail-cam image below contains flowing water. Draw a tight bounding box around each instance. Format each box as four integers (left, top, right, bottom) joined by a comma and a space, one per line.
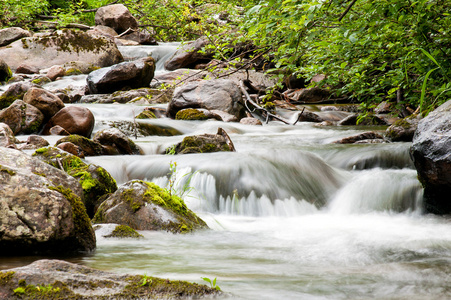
2, 44, 451, 299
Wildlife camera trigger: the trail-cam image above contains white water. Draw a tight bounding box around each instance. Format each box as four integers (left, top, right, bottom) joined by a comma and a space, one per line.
75, 103, 451, 299
3, 44, 451, 299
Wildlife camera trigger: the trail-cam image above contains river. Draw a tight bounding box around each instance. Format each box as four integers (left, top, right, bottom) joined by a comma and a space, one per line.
1, 44, 451, 299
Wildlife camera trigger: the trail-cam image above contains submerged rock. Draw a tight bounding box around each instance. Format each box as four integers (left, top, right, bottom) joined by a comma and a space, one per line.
93, 180, 208, 233
410, 100, 451, 214
0, 259, 220, 299
0, 147, 95, 255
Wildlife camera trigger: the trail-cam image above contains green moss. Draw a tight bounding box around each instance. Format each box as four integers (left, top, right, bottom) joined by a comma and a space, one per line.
31, 77, 51, 85
47, 185, 94, 250
0, 90, 26, 109
105, 225, 143, 238
175, 109, 209, 120
179, 136, 230, 154
0, 165, 16, 176
136, 110, 156, 119
0, 271, 15, 284
64, 68, 82, 76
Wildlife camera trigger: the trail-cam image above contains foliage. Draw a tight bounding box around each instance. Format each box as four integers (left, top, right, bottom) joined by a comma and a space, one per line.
0, 0, 49, 27
201, 277, 221, 291
239, 0, 451, 113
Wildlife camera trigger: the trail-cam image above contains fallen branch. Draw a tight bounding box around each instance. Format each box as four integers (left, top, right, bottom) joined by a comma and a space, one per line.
32, 20, 92, 30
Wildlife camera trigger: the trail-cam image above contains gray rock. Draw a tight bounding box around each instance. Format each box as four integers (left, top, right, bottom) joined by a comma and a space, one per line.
0, 29, 123, 71
0, 259, 219, 299
80, 88, 168, 104
0, 27, 32, 47
93, 127, 143, 155
86, 57, 155, 94
338, 114, 388, 126
95, 4, 138, 34
164, 37, 211, 71
410, 100, 451, 214
0, 99, 44, 135
168, 79, 245, 119
240, 117, 263, 125
0, 123, 17, 148
17, 135, 49, 150
0, 147, 95, 255
93, 180, 208, 233
333, 131, 384, 144
172, 132, 235, 154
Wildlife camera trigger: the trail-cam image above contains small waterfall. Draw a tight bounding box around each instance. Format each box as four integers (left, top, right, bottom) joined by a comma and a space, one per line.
328, 168, 423, 214
118, 43, 180, 73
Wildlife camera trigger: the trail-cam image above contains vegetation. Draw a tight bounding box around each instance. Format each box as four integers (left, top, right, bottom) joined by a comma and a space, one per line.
1, 0, 449, 113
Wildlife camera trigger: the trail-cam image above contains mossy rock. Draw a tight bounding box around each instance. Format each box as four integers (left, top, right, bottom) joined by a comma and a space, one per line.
175, 108, 209, 120
0, 83, 32, 110
136, 110, 156, 119
104, 225, 143, 238
93, 180, 208, 233
55, 134, 104, 156
0, 59, 12, 82
385, 114, 420, 142
171, 134, 232, 154
33, 147, 117, 218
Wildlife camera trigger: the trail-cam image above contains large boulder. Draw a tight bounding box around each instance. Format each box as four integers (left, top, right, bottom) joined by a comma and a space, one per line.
164, 37, 211, 71
0, 29, 123, 71
33, 147, 117, 218
0, 82, 35, 109
93, 128, 142, 155
410, 100, 451, 214
93, 180, 208, 233
0, 58, 12, 82
167, 79, 245, 119
0, 147, 95, 255
23, 88, 65, 121
0, 100, 44, 135
95, 4, 139, 34
0, 27, 32, 47
42, 106, 95, 138
86, 57, 155, 94
0, 259, 220, 299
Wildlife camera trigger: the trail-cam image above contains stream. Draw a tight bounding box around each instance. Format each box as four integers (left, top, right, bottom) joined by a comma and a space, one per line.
2, 44, 451, 299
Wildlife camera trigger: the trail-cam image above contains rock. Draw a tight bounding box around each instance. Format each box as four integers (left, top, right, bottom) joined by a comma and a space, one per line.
56, 142, 84, 158
375, 101, 394, 114
0, 147, 95, 255
410, 100, 451, 214
164, 37, 211, 71
338, 114, 388, 126
283, 87, 331, 103
168, 79, 245, 119
0, 123, 17, 148
385, 115, 421, 142
86, 57, 155, 94
332, 132, 384, 144
296, 111, 324, 123
16, 64, 40, 74
0, 259, 219, 299
63, 61, 100, 75
101, 224, 144, 238
17, 135, 49, 151
0, 29, 123, 71
175, 108, 210, 120
120, 29, 157, 45
95, 4, 139, 34
0, 27, 32, 46
240, 117, 263, 125
30, 75, 52, 86
0, 82, 36, 109
93, 180, 208, 233
98, 120, 182, 137
172, 132, 235, 154
87, 25, 118, 39
49, 125, 71, 136
33, 147, 117, 218
46, 65, 66, 81
0, 100, 44, 135
136, 108, 157, 119
152, 68, 207, 87
80, 88, 168, 104
23, 88, 65, 121
0, 58, 12, 82
93, 128, 143, 155
55, 135, 104, 156
42, 106, 95, 138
